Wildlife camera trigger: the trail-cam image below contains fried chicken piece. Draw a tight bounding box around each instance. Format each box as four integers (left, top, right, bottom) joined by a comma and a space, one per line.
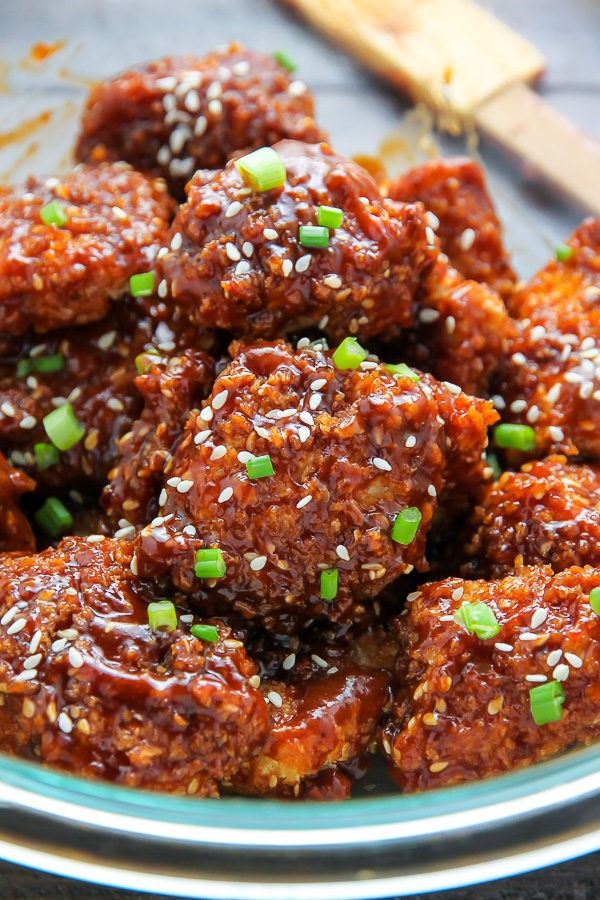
102, 348, 216, 525
134, 339, 496, 632
463, 455, 600, 579
387, 156, 516, 299
0, 452, 35, 552
398, 255, 513, 397
0, 537, 269, 795
0, 163, 173, 340
496, 218, 600, 459
158, 140, 434, 343
0, 300, 216, 493
76, 44, 325, 200
382, 566, 600, 791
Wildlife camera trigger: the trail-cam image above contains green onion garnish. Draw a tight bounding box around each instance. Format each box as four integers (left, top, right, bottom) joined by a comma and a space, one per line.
485, 452, 502, 481
34, 497, 73, 537
16, 360, 34, 377
191, 623, 219, 643
530, 681, 565, 726
299, 225, 329, 248
494, 423, 536, 452
454, 601, 499, 640
135, 349, 161, 375
555, 244, 573, 262
40, 200, 68, 227
235, 147, 286, 191
130, 272, 155, 297
391, 507, 422, 545
34, 353, 65, 373
246, 455, 274, 479
272, 50, 296, 73
317, 205, 343, 229
320, 568, 338, 601
385, 363, 419, 382
590, 587, 600, 616
195, 548, 226, 579
332, 337, 366, 370
147, 600, 177, 632
34, 442, 60, 470
43, 403, 85, 451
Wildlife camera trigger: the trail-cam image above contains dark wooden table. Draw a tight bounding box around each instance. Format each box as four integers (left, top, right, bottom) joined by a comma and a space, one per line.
1, 0, 600, 896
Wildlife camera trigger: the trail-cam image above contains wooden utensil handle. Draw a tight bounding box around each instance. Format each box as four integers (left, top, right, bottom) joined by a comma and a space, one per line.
475, 82, 600, 217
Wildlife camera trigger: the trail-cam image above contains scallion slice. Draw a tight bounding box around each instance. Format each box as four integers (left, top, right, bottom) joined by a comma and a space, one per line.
494, 423, 536, 452
317, 205, 343, 229
272, 50, 296, 73
485, 452, 502, 481
530, 681, 565, 726
16, 360, 34, 378
385, 363, 419, 382
332, 337, 366, 370
590, 587, 600, 616
147, 600, 177, 632
195, 547, 226, 579
454, 601, 499, 640
43, 403, 85, 451
246, 454, 274, 479
320, 568, 338, 601
34, 353, 65, 373
130, 272, 155, 297
34, 497, 73, 537
391, 507, 422, 545
299, 225, 329, 248
555, 244, 573, 262
34, 442, 60, 470
40, 200, 68, 227
235, 147, 286, 191
135, 349, 161, 375
191, 623, 219, 643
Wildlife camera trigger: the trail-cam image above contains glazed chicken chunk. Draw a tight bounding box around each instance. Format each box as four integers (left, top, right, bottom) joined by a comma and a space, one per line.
0, 452, 35, 553
76, 44, 325, 199
157, 140, 435, 343
463, 455, 600, 579
382, 566, 600, 791
0, 538, 269, 795
0, 163, 173, 339
134, 339, 496, 632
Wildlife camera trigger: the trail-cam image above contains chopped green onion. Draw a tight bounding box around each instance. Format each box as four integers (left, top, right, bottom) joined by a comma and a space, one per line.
320, 568, 338, 601
392, 507, 422, 545
40, 200, 68, 227
16, 360, 34, 377
147, 600, 177, 632
590, 587, 600, 616
34, 353, 65, 373
494, 423, 536, 452
43, 403, 85, 451
34, 442, 60, 470
195, 547, 226, 579
272, 50, 296, 73
485, 452, 502, 481
317, 205, 343, 229
555, 244, 573, 262
191, 623, 219, 643
299, 225, 329, 248
235, 147, 286, 191
246, 454, 274, 479
454, 601, 499, 640
385, 363, 419, 382
332, 337, 366, 370
130, 272, 155, 297
135, 349, 161, 375
530, 681, 565, 726
34, 497, 73, 537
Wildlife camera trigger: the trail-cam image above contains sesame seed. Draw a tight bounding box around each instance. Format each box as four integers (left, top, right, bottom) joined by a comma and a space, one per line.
323, 274, 342, 289
547, 385, 562, 407
1, 607, 17, 626
206, 80, 222, 99
298, 425, 311, 443
157, 340, 175, 352
233, 60, 250, 75
255, 426, 269, 439
452, 587, 464, 601
263, 228, 278, 240
29, 630, 42, 654
547, 649, 562, 666
419, 308, 440, 323
86, 535, 105, 544
336, 544, 350, 561
249, 674, 260, 688
425, 211, 440, 230
549, 425, 564, 441
526, 674, 547, 683
446, 315, 456, 334
309, 393, 321, 410
425, 225, 436, 245
440, 615, 455, 621
170, 233, 183, 251
510, 399, 527, 413
7, 618, 26, 635
167, 477, 181, 487
250, 555, 267, 571
157, 145, 171, 166
526, 405, 540, 423
200, 406, 214, 422
311, 379, 327, 391
288, 80, 307, 96
282, 653, 296, 670
68, 647, 84, 669
97, 330, 117, 351
130, 555, 138, 576
158, 489, 168, 507
296, 496, 312, 511
511, 352, 527, 366
212, 389, 229, 409
295, 254, 311, 273
373, 458, 392, 471
183, 525, 196, 536
0, 403, 15, 418
282, 259, 293, 277
237, 450, 254, 464
225, 242, 241, 261
459, 228, 476, 250
156, 76, 177, 92
225, 200, 243, 219
519, 632, 540, 641
267, 691, 283, 708
428, 484, 437, 497
52, 638, 68, 653
429, 761, 448, 773
553, 663, 569, 682
311, 654, 328, 668
194, 115, 208, 136
565, 652, 583, 668
24, 654, 42, 670
194, 429, 211, 444
407, 591, 422, 602
177, 480, 194, 493
235, 260, 251, 276
405, 435, 417, 448
495, 642, 513, 652
107, 398, 124, 412
184, 89, 200, 112
531, 609, 548, 629
58, 628, 78, 641
210, 445, 227, 461
208, 99, 222, 115
242, 241, 254, 257
299, 410, 314, 426
58, 712, 73, 734
169, 126, 191, 155
487, 697, 504, 715
158, 279, 168, 298
218, 487, 233, 503
14, 670, 37, 682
